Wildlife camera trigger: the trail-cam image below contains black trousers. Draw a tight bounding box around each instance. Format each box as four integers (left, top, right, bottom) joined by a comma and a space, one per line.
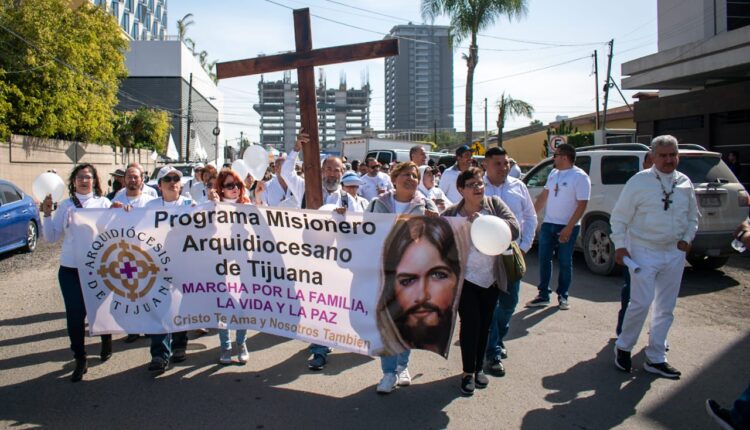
458, 279, 500, 373
58, 266, 111, 359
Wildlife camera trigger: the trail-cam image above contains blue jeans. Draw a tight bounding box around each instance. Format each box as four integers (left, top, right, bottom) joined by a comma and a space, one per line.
149, 331, 188, 361
58, 267, 112, 359
537, 222, 580, 300
309, 344, 331, 357
380, 350, 410, 374
731, 381, 750, 428
486, 279, 521, 360
218, 329, 247, 350
616, 270, 631, 336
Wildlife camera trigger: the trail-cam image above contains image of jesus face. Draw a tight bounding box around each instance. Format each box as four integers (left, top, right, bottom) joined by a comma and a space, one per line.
393, 239, 458, 347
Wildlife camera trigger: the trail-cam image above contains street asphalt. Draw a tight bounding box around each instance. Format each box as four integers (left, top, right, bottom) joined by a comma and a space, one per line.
0, 242, 748, 429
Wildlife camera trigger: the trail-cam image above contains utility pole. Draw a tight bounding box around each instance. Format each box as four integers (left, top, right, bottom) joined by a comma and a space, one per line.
602, 40, 614, 132
593, 50, 600, 130
484, 97, 488, 147
185, 72, 194, 162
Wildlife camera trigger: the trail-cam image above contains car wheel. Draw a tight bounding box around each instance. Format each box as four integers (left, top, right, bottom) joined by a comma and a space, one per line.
687, 256, 729, 271
22, 220, 38, 253
583, 219, 616, 276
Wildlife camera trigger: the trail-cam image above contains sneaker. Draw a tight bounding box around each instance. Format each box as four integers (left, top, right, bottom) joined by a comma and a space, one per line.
499, 347, 508, 359
526, 296, 550, 308
558, 298, 570, 310
147, 357, 169, 374
486, 357, 506, 377
376, 373, 398, 394
614, 346, 631, 373
643, 361, 681, 379
219, 348, 233, 365
705, 399, 737, 430
460, 375, 475, 396
396, 365, 411, 386
474, 371, 489, 389
308, 353, 326, 371
238, 343, 249, 364
171, 348, 187, 363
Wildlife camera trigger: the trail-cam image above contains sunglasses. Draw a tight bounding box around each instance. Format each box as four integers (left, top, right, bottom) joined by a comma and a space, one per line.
161, 175, 181, 183
223, 182, 240, 190
463, 182, 485, 190
368, 165, 380, 169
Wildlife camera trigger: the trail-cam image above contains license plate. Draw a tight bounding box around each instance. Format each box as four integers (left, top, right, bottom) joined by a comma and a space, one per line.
699, 195, 721, 207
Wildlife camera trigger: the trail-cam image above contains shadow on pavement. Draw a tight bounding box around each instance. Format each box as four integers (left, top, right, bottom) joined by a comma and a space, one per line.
521, 339, 653, 429
0, 312, 66, 327
678, 267, 741, 298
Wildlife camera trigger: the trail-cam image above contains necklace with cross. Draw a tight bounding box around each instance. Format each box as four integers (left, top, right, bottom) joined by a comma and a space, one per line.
655, 172, 677, 210
216, 8, 398, 209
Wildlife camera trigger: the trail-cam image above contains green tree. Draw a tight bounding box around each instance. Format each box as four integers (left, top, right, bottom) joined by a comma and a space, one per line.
177, 13, 195, 41
422, 0, 527, 144
0, 0, 128, 142
496, 92, 534, 147
529, 119, 543, 126
114, 108, 171, 153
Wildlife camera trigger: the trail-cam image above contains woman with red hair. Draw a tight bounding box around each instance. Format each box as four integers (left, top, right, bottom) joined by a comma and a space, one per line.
208, 169, 254, 364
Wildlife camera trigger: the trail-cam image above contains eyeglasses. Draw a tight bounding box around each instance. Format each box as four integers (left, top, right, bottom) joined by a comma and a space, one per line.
161, 175, 181, 183
223, 182, 240, 190
462, 182, 485, 190
368, 164, 380, 169
75, 175, 93, 181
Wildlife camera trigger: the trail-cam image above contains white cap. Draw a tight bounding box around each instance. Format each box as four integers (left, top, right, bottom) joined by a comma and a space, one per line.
157, 165, 183, 181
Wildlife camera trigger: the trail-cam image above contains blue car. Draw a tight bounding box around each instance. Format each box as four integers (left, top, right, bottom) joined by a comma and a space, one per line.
0, 179, 41, 254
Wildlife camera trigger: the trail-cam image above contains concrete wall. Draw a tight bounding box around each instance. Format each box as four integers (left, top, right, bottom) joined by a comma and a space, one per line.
0, 135, 156, 198
502, 130, 549, 166
658, 0, 717, 51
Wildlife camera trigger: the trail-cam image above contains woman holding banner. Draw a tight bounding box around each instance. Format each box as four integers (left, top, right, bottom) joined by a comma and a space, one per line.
207, 169, 255, 365
442, 166, 519, 396
368, 161, 441, 394
41, 164, 115, 382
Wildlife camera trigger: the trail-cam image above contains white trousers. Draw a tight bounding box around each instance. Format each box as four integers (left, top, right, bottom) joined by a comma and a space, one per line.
615, 243, 685, 363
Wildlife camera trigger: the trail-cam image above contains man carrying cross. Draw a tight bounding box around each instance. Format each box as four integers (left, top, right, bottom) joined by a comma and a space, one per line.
610, 135, 698, 379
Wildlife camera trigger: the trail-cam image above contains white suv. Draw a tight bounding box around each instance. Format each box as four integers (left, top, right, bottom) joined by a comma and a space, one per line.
523, 144, 749, 275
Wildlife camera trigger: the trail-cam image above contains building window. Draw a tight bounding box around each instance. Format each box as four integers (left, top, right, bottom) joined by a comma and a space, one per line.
727, 0, 750, 31
110, 0, 118, 17
122, 12, 129, 32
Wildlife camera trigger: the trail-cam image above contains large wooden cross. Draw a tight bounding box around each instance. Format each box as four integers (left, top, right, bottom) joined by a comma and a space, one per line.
216, 8, 399, 209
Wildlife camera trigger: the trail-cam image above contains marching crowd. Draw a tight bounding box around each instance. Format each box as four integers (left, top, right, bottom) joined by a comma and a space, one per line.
37, 134, 749, 428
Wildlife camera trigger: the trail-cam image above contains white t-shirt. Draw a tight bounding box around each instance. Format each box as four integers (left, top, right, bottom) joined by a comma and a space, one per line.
359, 172, 393, 201
543, 166, 591, 225
112, 192, 156, 208
114, 184, 158, 199
458, 212, 495, 288
144, 195, 193, 208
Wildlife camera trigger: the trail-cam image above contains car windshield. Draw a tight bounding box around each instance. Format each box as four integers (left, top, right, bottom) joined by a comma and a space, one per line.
678, 155, 738, 184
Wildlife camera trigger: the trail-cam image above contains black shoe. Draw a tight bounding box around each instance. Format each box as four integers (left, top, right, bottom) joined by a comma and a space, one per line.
614, 346, 631, 373
100, 336, 112, 362
474, 371, 489, 389
124, 334, 141, 343
500, 347, 508, 359
147, 357, 169, 374
643, 361, 681, 379
460, 375, 475, 396
308, 354, 326, 371
71, 357, 88, 382
171, 348, 187, 363
705, 399, 737, 430
487, 357, 506, 377
526, 296, 550, 308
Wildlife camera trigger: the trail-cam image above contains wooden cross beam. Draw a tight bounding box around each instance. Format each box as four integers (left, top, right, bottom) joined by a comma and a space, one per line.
216, 8, 399, 209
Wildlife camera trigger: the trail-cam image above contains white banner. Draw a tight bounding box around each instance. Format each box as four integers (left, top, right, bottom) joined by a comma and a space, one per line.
71, 203, 468, 357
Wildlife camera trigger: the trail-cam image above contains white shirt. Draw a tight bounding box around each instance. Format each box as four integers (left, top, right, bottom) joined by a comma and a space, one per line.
438, 164, 463, 204
611, 167, 699, 252
509, 164, 522, 178
190, 181, 206, 202
358, 172, 393, 201
144, 195, 192, 208
112, 191, 156, 208
332, 191, 369, 213
543, 166, 591, 225
280, 150, 342, 208
42, 193, 111, 268
262, 177, 297, 208
458, 212, 496, 288
483, 175, 538, 252
114, 184, 157, 199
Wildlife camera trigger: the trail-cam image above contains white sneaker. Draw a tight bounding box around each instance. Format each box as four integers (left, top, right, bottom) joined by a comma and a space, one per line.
396, 365, 411, 386
237, 343, 249, 364
219, 348, 233, 365
376, 373, 398, 394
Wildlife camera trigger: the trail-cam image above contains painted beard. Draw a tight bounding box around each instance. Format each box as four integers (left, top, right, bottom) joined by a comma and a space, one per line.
392, 301, 452, 351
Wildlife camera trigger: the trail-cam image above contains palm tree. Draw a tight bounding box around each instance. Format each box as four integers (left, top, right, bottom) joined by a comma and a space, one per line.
176, 13, 194, 41
422, 0, 527, 144
496, 92, 534, 146
184, 38, 196, 55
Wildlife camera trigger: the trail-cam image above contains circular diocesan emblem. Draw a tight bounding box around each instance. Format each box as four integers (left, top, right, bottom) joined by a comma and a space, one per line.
97, 241, 160, 302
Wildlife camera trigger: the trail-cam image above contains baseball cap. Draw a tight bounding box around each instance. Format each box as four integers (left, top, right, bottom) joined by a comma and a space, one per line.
157, 165, 183, 182
110, 168, 126, 177
341, 171, 363, 186
194, 162, 205, 169
456, 145, 473, 156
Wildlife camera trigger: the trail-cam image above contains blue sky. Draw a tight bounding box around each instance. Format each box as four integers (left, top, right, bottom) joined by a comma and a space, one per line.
168, 0, 658, 144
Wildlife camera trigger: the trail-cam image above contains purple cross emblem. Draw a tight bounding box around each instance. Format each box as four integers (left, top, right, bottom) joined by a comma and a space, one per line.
119, 261, 138, 279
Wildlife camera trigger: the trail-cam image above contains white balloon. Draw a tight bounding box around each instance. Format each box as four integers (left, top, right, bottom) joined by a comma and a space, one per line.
470, 214, 512, 256
32, 172, 66, 203
231, 159, 249, 180
243, 145, 269, 181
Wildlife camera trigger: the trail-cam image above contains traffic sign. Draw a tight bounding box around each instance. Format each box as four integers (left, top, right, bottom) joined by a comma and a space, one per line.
549, 135, 567, 154
66, 142, 86, 164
